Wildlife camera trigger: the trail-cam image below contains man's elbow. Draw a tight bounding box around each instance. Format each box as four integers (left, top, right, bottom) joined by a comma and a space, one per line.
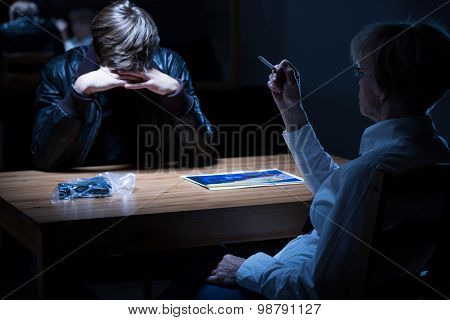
32, 155, 53, 171
31, 144, 56, 171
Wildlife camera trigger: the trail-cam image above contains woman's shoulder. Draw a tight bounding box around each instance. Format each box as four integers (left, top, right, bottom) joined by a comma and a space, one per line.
335, 155, 378, 180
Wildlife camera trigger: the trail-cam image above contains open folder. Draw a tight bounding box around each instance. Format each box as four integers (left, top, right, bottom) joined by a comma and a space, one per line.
181, 169, 304, 191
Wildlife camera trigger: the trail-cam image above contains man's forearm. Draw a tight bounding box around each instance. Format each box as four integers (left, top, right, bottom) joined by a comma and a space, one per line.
74, 75, 94, 96
280, 103, 309, 132
159, 80, 194, 116
59, 84, 93, 119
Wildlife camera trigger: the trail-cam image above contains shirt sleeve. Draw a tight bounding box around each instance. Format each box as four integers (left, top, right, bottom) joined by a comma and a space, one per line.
236, 161, 377, 299
237, 230, 320, 299
283, 124, 339, 194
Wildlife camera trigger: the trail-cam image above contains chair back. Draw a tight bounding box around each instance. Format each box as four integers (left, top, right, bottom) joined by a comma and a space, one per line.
361, 163, 450, 299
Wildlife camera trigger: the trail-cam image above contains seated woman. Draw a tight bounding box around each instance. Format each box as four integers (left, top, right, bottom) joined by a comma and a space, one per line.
202, 21, 450, 299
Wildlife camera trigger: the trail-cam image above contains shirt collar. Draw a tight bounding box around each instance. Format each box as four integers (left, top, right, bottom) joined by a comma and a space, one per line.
359, 115, 437, 155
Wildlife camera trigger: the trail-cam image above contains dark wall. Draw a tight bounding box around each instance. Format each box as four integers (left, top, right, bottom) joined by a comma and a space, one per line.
239, 0, 450, 159
0, 0, 448, 169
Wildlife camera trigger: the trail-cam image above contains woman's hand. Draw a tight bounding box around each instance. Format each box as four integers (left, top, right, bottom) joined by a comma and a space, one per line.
206, 254, 246, 287
267, 60, 308, 131
267, 59, 301, 111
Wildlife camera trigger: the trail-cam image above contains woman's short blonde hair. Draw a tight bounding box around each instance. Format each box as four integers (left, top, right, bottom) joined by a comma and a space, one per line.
351, 21, 449, 113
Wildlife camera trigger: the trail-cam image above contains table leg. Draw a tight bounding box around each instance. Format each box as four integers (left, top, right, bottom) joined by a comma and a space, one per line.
36, 232, 67, 299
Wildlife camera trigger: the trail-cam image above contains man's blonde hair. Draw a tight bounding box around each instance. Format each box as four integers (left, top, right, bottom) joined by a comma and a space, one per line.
92, 0, 160, 71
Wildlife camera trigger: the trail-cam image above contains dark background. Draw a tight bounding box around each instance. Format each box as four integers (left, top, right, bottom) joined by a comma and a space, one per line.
0, 0, 449, 300
0, 0, 449, 170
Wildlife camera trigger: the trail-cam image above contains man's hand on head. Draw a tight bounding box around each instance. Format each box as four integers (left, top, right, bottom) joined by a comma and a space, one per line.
119, 69, 181, 96
206, 254, 246, 287
74, 67, 142, 96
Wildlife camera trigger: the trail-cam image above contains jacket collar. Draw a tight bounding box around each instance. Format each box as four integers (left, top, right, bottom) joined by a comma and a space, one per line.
359, 115, 437, 155
74, 45, 100, 79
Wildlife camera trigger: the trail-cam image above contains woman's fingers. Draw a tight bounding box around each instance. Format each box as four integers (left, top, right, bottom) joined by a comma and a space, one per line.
278, 59, 292, 70
268, 80, 281, 94
270, 60, 300, 102
206, 275, 219, 284
268, 71, 283, 93
278, 60, 298, 84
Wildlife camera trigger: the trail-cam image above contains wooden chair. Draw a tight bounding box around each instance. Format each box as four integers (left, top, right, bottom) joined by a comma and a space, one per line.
361, 163, 450, 299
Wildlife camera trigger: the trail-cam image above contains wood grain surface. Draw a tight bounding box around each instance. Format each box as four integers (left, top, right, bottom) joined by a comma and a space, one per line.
0, 155, 347, 224
0, 155, 348, 298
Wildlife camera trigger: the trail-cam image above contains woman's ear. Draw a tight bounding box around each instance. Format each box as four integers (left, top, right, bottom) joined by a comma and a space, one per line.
378, 92, 386, 105
374, 82, 386, 105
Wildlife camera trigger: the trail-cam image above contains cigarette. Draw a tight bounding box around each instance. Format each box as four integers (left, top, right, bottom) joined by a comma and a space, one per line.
258, 56, 276, 71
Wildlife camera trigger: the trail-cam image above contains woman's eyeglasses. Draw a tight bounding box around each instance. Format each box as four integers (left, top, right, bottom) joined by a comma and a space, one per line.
353, 67, 365, 80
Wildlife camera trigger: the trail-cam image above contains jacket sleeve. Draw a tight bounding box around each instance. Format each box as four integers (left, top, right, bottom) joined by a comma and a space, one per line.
283, 124, 339, 194
32, 59, 94, 170
158, 53, 217, 166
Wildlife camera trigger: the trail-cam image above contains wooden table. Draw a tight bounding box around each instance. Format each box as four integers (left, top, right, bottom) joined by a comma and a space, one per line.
0, 154, 345, 298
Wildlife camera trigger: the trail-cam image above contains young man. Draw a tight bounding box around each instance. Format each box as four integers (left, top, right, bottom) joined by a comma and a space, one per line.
33, 0, 214, 169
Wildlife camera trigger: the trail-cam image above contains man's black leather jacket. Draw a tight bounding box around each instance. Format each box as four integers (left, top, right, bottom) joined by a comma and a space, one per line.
32, 46, 215, 169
